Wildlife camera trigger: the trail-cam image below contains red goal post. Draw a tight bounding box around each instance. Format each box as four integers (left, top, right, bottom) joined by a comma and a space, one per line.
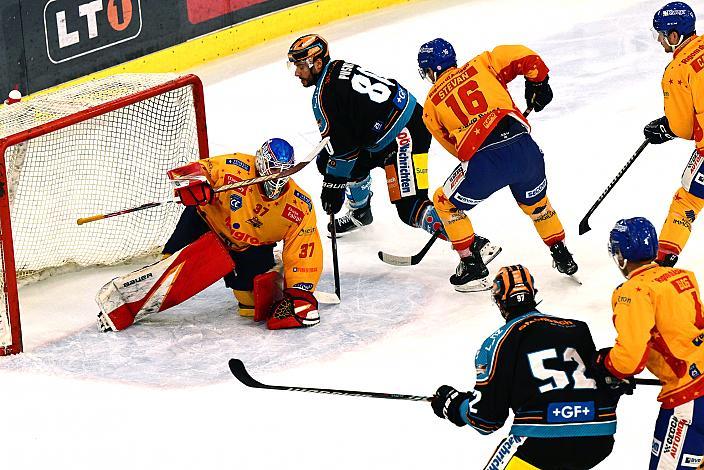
0, 73, 209, 355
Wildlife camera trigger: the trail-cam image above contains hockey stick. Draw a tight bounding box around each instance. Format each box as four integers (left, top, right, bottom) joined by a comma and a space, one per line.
77, 137, 332, 225
228, 358, 432, 401
578, 140, 649, 235
329, 213, 341, 300
635, 378, 661, 386
378, 229, 441, 266
377, 108, 533, 266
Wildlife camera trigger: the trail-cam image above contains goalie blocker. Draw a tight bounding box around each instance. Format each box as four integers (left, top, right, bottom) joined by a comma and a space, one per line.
96, 232, 319, 331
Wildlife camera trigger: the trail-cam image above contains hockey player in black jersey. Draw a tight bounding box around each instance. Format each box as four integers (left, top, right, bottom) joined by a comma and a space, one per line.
431, 265, 623, 469
287, 33, 500, 263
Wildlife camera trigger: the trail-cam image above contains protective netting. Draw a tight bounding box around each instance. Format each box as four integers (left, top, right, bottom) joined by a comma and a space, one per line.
0, 74, 203, 279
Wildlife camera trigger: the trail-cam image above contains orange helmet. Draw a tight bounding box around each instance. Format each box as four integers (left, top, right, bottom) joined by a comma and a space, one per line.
491, 265, 537, 316
288, 34, 329, 65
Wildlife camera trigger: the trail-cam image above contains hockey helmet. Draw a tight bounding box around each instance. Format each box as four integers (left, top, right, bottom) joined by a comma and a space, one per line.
653, 2, 696, 37
288, 34, 330, 66
491, 265, 537, 318
417, 38, 457, 81
608, 217, 658, 263
255, 138, 295, 199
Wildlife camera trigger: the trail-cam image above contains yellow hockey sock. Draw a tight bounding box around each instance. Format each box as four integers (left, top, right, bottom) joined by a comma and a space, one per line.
519, 196, 565, 246
433, 187, 474, 251
233, 290, 255, 317
659, 187, 704, 255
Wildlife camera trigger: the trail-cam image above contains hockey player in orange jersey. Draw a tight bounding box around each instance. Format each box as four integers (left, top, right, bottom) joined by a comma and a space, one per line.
592, 217, 704, 469
417, 39, 577, 292
96, 138, 322, 331
643, 2, 704, 269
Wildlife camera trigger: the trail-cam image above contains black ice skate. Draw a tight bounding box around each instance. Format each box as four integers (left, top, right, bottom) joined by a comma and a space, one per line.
473, 235, 502, 266
450, 253, 491, 292
328, 201, 373, 238
550, 241, 579, 276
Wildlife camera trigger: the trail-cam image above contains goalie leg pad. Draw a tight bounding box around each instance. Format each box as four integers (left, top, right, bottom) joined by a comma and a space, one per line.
266, 288, 319, 330
96, 232, 235, 331
253, 271, 284, 322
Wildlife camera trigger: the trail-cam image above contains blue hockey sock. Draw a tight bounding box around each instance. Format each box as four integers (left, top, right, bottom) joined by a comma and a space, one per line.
346, 175, 372, 210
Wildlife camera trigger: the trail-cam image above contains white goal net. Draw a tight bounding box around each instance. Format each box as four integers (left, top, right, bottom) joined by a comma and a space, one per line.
0, 73, 208, 354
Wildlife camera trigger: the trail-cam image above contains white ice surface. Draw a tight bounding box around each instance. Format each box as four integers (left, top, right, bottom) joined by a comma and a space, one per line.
3, 0, 701, 468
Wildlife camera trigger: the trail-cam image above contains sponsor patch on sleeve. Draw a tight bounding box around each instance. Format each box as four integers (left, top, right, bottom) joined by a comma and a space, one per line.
292, 282, 314, 291
294, 190, 312, 210
283, 204, 304, 224
225, 159, 251, 172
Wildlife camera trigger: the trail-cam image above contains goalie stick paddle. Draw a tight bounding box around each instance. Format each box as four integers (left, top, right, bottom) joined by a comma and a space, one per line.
578, 140, 649, 235
378, 229, 441, 266
228, 359, 432, 402
76, 137, 332, 225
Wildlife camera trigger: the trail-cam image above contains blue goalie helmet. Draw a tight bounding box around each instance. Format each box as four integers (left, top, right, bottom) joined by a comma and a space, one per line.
255, 138, 295, 199
417, 38, 457, 80
608, 217, 659, 262
653, 2, 696, 36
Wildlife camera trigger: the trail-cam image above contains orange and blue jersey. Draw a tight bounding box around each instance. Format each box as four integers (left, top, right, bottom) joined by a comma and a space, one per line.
422, 44, 548, 161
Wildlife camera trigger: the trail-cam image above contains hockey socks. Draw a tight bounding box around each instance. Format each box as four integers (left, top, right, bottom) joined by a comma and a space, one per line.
432, 186, 474, 251
519, 196, 565, 246
658, 187, 704, 261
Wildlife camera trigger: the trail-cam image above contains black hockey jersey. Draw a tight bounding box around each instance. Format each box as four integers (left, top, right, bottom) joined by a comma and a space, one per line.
312, 60, 417, 178
460, 311, 618, 438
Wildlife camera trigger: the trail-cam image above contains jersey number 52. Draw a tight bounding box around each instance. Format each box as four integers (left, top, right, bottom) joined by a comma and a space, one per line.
527, 347, 597, 393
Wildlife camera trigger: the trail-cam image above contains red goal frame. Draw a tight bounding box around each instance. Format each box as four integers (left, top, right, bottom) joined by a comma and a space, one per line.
0, 74, 209, 355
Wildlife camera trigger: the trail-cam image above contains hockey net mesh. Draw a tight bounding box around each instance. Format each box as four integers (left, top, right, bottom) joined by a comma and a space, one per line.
0, 73, 204, 352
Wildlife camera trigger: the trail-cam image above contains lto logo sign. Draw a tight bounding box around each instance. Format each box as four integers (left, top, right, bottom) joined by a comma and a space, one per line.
44, 0, 143, 63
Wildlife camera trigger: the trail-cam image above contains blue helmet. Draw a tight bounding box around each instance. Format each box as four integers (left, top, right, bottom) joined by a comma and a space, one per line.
255, 138, 295, 199
417, 38, 457, 78
653, 2, 696, 36
608, 217, 659, 262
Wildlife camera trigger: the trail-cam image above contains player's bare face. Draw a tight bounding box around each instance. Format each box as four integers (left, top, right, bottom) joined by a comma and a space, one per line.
657, 31, 675, 53
294, 62, 316, 87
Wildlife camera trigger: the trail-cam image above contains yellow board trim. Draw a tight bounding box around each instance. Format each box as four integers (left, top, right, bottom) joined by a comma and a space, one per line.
34, 0, 415, 96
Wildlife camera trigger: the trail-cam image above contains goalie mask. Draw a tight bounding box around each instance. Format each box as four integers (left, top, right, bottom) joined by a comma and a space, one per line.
255, 138, 295, 199
491, 265, 537, 319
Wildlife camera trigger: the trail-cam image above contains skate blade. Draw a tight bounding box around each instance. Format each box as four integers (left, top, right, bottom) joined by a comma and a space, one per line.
453, 278, 492, 293
480, 245, 502, 265
566, 274, 582, 285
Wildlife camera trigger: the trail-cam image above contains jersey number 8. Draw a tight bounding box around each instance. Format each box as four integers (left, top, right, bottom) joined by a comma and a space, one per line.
527, 347, 597, 393
351, 68, 393, 104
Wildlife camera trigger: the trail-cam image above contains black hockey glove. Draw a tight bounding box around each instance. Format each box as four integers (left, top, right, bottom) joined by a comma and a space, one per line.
315, 153, 329, 176
591, 348, 636, 398
321, 175, 347, 215
644, 116, 675, 144
431, 385, 471, 427
525, 76, 553, 112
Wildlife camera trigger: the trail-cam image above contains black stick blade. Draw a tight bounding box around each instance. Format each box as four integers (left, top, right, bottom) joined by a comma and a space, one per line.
229, 358, 268, 389
578, 217, 591, 235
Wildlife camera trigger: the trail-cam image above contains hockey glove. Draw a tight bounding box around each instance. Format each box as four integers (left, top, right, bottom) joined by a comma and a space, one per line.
176, 182, 214, 206
644, 116, 675, 144
431, 385, 470, 427
591, 348, 636, 397
321, 175, 347, 215
525, 76, 553, 112
267, 288, 320, 329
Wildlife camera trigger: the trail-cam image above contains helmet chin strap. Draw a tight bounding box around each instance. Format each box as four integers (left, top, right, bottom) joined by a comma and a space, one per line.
665, 32, 686, 50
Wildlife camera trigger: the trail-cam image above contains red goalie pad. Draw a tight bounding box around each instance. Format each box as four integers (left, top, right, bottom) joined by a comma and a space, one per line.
96, 231, 235, 331
253, 271, 284, 322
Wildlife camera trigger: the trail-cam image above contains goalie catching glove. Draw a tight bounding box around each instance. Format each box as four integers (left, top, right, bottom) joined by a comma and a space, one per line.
267, 287, 319, 329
